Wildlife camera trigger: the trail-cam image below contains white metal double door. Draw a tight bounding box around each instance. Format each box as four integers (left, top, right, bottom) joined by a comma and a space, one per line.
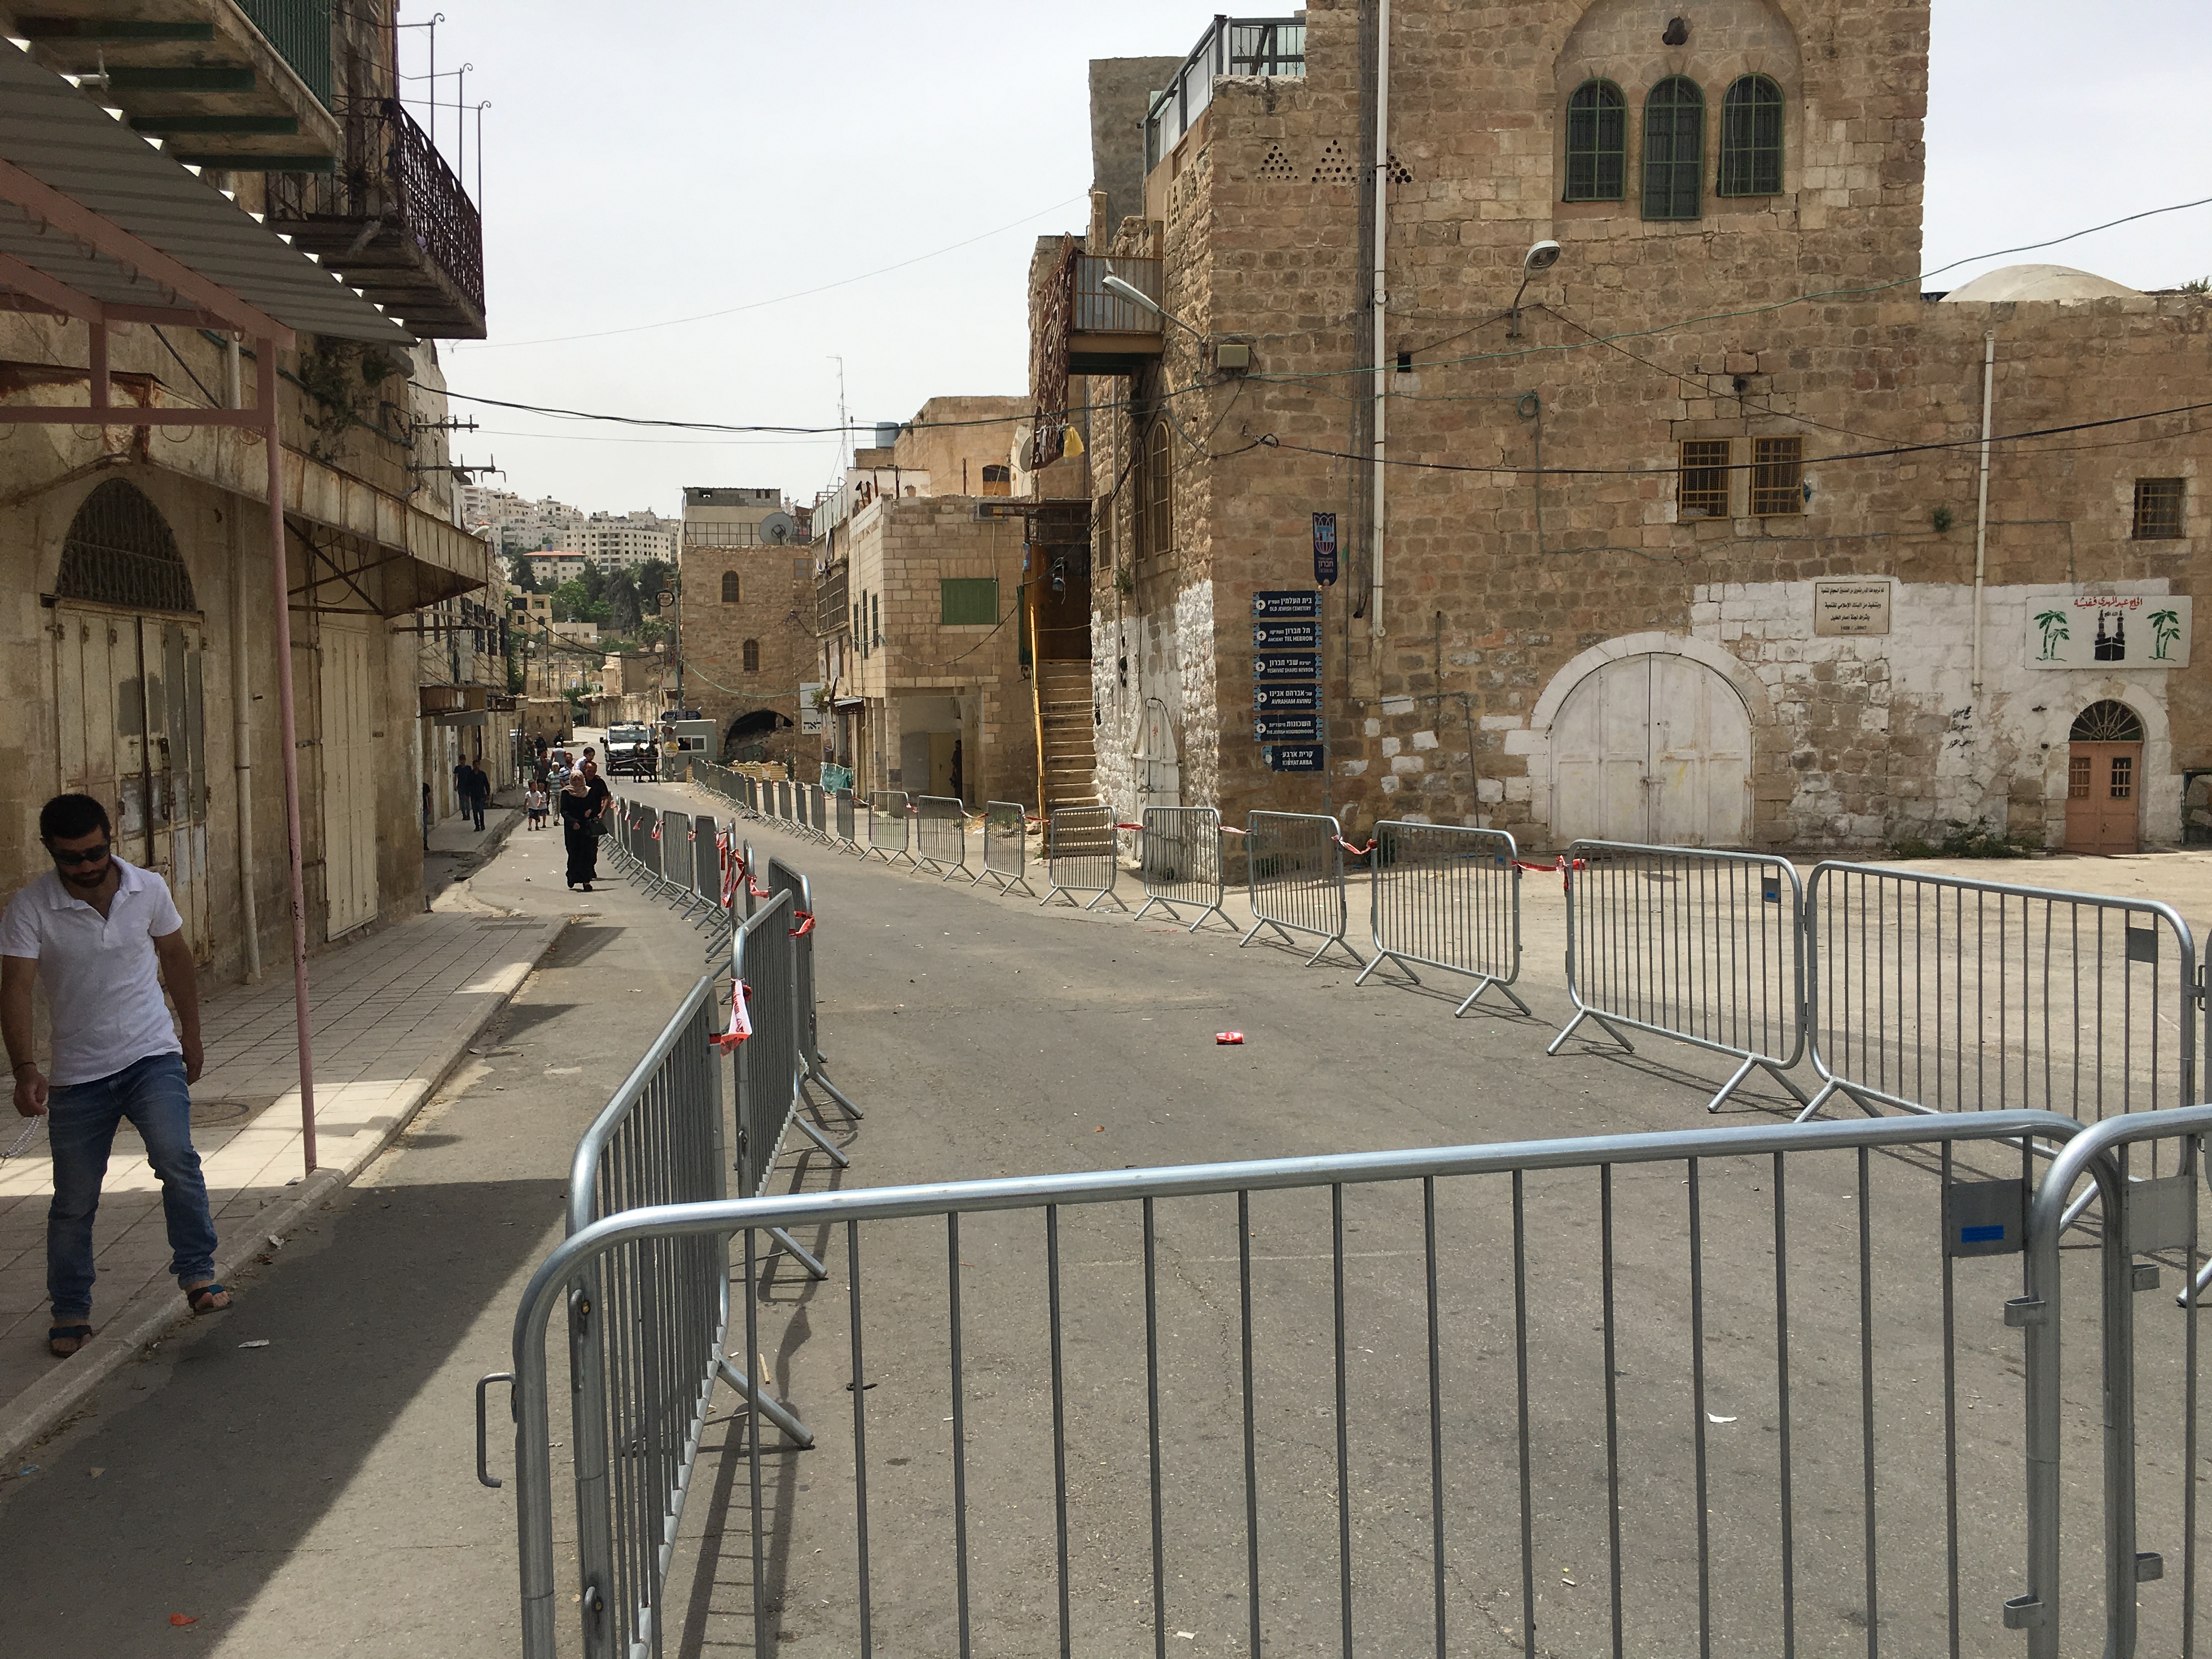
1552, 652, 1750, 847
52, 603, 212, 959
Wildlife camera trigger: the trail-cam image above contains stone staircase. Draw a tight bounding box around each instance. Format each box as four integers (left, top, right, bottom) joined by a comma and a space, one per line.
1034, 659, 1100, 813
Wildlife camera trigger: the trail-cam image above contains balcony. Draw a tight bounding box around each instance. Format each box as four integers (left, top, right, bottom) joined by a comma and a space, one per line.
8, 0, 342, 170
266, 97, 486, 338
1031, 250, 1164, 467
1144, 15, 1306, 171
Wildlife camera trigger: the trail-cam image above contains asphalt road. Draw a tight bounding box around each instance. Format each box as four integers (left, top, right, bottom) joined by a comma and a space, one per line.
0, 781, 2182, 1658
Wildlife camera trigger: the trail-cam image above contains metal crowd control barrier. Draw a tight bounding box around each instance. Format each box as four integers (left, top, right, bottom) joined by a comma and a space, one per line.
833, 788, 859, 852
1041, 803, 1127, 910
507, 1108, 2105, 1659
772, 780, 791, 823
1801, 862, 2199, 1132
479, 975, 812, 1659
1551, 840, 1809, 1114
731, 889, 834, 1283
1134, 805, 1233, 931
1358, 820, 1532, 1016
866, 790, 913, 865
915, 794, 973, 881
981, 800, 1036, 896
1240, 810, 1361, 965
765, 853, 865, 1129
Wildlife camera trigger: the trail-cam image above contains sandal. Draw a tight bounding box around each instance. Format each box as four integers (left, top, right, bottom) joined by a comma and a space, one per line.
48, 1323, 92, 1358
184, 1282, 232, 1315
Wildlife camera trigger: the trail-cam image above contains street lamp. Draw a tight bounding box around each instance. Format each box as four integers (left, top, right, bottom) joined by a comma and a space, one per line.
1101, 273, 1209, 341
1507, 239, 1562, 338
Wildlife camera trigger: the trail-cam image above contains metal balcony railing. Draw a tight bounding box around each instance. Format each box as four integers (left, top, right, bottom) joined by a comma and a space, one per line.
1144, 16, 1306, 171
1073, 255, 1163, 334
237, 0, 335, 109
266, 96, 485, 335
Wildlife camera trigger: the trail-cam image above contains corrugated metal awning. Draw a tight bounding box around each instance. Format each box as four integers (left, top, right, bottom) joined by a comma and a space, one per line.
0, 41, 414, 346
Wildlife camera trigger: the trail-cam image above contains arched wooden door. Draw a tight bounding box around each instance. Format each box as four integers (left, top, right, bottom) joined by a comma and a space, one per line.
2064, 700, 2143, 855
1551, 653, 1750, 846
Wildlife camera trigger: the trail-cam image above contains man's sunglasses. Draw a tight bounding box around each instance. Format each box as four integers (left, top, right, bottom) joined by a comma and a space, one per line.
50, 843, 111, 868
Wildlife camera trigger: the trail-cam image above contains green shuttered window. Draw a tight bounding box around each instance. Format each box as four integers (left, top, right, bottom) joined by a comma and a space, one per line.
940, 578, 999, 625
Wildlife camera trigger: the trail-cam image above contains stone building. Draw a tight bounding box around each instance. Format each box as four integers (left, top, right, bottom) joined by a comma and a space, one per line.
0, 18, 494, 991
1039, 2, 2209, 854
812, 399, 1041, 805
678, 486, 811, 767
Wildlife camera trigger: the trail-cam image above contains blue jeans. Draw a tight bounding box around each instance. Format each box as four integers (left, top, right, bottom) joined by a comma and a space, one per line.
46, 1052, 217, 1321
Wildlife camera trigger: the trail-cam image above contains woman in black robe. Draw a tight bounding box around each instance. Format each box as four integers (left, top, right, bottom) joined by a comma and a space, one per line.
559, 761, 611, 890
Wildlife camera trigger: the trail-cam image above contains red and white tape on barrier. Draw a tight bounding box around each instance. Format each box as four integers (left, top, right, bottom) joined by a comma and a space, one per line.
712, 980, 753, 1050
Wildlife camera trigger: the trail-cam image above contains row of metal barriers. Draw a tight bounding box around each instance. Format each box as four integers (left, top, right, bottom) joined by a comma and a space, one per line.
488, 953, 2212, 1657
698, 771, 2208, 1144
481, 805, 870, 1659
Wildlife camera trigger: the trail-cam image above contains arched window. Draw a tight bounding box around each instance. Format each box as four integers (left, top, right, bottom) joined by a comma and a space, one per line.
742, 638, 760, 672
1563, 80, 1626, 202
1139, 419, 1173, 558
54, 478, 195, 612
1641, 76, 1705, 221
720, 571, 741, 603
1718, 75, 1784, 197
2070, 701, 2145, 743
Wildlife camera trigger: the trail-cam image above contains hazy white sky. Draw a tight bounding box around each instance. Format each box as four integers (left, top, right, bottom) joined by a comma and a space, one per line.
425, 1, 2212, 518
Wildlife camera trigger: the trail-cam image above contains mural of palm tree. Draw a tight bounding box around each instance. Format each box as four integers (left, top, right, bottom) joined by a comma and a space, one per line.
2151, 608, 2182, 660
2033, 609, 2070, 661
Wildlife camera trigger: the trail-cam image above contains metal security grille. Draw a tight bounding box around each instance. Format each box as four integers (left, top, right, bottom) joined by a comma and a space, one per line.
1718, 74, 1784, 196
939, 578, 999, 625
53, 478, 196, 613
2132, 477, 2185, 539
1679, 439, 1731, 517
1641, 77, 1704, 221
2072, 700, 2145, 742
1750, 436, 1805, 516
1564, 79, 1626, 201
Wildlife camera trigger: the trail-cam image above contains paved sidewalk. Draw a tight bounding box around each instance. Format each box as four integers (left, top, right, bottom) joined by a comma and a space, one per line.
0, 903, 562, 1460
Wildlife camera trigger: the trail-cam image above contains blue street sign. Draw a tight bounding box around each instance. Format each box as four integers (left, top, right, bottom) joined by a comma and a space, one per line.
1253, 620, 1321, 650
1255, 652, 1320, 680
1266, 743, 1326, 773
1253, 589, 1322, 618
1254, 681, 1322, 710
1254, 712, 1322, 742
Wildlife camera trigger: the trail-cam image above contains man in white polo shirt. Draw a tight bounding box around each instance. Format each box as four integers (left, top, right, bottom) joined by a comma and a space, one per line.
2, 793, 229, 1359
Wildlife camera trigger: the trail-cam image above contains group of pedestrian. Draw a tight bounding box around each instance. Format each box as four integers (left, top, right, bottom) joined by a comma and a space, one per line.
523, 735, 610, 889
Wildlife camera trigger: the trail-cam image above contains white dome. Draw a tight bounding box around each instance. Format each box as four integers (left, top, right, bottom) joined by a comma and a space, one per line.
1939, 263, 2142, 303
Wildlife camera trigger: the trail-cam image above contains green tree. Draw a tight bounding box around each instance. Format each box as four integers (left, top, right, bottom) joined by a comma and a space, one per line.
550, 578, 610, 625
635, 558, 674, 614
506, 554, 538, 593
606, 568, 644, 635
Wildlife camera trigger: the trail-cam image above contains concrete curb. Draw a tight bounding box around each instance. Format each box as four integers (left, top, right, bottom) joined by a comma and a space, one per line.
0, 915, 568, 1471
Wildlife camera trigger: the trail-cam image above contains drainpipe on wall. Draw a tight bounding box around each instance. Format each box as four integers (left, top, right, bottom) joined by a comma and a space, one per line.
225, 336, 261, 981
1368, 0, 1391, 641
1970, 329, 1995, 696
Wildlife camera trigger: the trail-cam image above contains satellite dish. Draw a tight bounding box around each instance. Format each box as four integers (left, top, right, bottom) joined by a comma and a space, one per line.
759, 512, 797, 545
